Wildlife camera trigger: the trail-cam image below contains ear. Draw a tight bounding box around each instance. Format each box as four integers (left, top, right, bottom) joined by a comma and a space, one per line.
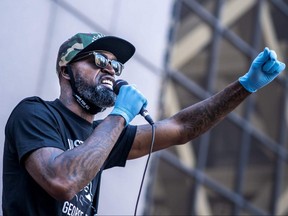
60, 66, 70, 80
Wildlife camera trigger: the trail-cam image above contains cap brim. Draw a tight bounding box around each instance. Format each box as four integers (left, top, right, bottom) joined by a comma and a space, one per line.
76, 36, 135, 64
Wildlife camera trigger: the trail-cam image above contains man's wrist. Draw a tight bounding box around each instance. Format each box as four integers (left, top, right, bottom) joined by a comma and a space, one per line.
238, 76, 257, 93
109, 112, 128, 126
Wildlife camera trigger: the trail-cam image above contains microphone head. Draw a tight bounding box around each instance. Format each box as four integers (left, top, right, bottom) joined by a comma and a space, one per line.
113, 79, 128, 95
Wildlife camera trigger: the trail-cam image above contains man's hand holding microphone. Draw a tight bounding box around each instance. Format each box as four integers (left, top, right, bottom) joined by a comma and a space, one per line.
110, 81, 149, 126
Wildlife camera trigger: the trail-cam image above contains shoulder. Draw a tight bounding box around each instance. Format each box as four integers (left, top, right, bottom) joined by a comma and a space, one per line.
6, 96, 58, 129
12, 96, 55, 116
13, 96, 48, 112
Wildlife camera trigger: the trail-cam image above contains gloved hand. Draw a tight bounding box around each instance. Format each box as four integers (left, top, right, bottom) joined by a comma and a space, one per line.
110, 85, 147, 126
239, 47, 286, 92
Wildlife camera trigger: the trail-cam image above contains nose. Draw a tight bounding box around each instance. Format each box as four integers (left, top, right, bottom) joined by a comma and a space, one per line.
102, 61, 115, 76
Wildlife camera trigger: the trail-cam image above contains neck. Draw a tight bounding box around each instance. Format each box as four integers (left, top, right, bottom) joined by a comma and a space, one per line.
59, 93, 96, 123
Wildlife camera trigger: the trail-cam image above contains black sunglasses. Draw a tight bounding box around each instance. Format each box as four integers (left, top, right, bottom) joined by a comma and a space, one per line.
71, 51, 124, 76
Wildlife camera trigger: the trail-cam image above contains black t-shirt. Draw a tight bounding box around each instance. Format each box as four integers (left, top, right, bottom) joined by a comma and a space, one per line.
2, 96, 137, 216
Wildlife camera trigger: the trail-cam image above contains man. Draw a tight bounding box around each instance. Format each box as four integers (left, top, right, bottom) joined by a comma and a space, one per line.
2, 32, 286, 215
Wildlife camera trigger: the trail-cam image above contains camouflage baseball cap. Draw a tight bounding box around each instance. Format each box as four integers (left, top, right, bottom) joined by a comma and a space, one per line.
56, 32, 135, 73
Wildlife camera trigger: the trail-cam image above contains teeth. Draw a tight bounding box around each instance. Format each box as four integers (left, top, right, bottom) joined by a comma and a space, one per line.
102, 79, 113, 86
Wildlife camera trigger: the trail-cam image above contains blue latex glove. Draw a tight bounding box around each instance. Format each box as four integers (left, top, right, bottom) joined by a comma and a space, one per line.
239, 47, 286, 92
110, 85, 147, 125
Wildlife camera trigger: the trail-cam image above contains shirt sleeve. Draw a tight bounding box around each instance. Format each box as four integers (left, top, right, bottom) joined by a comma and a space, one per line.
103, 124, 137, 169
5, 98, 65, 164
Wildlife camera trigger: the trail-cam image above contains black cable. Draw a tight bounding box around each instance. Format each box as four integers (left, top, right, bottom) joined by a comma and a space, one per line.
134, 123, 156, 216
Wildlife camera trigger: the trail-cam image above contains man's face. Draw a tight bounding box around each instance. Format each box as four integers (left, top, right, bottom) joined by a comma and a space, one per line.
72, 51, 117, 109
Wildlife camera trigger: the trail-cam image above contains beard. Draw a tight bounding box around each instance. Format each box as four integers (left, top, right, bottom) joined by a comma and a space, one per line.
74, 73, 116, 109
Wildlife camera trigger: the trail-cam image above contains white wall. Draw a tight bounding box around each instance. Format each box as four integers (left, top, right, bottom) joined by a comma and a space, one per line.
0, 0, 173, 215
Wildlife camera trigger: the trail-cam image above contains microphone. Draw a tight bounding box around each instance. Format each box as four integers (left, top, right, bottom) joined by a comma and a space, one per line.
114, 79, 154, 125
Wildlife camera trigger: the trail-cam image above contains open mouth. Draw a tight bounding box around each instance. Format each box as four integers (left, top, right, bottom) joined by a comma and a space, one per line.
101, 78, 114, 90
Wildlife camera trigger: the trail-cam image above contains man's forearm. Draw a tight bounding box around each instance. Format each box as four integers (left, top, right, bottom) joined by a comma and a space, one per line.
173, 80, 251, 142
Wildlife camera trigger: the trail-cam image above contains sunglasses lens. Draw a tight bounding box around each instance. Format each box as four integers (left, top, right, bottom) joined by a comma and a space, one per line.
93, 52, 123, 76
94, 54, 108, 68
111, 61, 123, 76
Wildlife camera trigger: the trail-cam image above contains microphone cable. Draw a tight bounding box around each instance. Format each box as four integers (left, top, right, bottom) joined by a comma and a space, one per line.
134, 123, 155, 216
113, 79, 156, 215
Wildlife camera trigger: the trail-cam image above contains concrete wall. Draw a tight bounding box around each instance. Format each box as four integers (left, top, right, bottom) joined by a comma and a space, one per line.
0, 0, 173, 215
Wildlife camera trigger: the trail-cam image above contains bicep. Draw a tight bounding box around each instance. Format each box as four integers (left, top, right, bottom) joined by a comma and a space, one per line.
24, 147, 65, 194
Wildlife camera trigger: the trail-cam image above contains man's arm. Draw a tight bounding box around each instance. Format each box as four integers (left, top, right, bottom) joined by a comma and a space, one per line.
128, 80, 250, 159
128, 47, 286, 159
25, 115, 125, 201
